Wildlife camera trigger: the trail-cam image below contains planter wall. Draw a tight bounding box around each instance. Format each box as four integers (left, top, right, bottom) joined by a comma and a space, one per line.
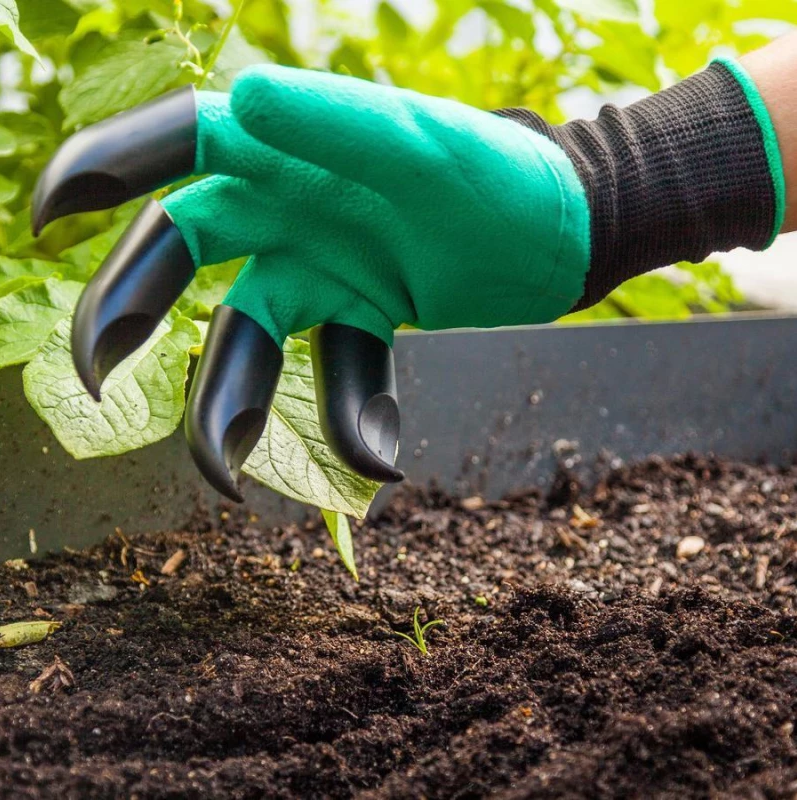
2, 314, 796, 560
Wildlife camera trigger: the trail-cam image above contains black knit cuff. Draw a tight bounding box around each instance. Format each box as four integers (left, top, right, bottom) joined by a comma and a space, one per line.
497, 61, 781, 311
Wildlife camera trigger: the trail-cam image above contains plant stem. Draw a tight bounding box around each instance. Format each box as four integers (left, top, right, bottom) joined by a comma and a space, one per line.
199, 0, 248, 89
154, 0, 248, 201
174, 22, 204, 72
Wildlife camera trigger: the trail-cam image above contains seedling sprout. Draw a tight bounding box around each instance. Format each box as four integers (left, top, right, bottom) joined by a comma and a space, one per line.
392, 606, 443, 656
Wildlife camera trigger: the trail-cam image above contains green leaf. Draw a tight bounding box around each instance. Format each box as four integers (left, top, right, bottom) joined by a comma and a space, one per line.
655, 0, 720, 34
675, 260, 744, 310
0, 0, 39, 59
204, 27, 269, 91
610, 274, 692, 319
54, 200, 146, 281
0, 112, 55, 155
175, 259, 244, 319
479, 1, 533, 41
322, 509, 358, 581
0, 256, 67, 281
0, 125, 15, 157
0, 174, 19, 205
17, 0, 80, 40
3, 206, 39, 256
0, 279, 83, 368
242, 338, 382, 518
239, 0, 301, 66
557, 0, 639, 22
588, 21, 660, 91
71, 5, 124, 40
23, 315, 201, 459
377, 2, 410, 45
0, 276, 48, 300
0, 620, 61, 648
59, 33, 185, 129
560, 298, 626, 323
58, 220, 128, 281
330, 40, 374, 81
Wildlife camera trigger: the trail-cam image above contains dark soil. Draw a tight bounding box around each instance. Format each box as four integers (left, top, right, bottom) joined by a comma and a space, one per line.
2, 453, 797, 799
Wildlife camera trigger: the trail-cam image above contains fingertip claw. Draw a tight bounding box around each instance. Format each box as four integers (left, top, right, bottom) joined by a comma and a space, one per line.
310, 324, 404, 484
32, 85, 197, 234
70, 200, 195, 398
358, 393, 405, 481
185, 305, 283, 503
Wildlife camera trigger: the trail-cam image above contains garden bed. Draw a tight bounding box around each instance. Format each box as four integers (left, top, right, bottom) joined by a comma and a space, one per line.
1, 453, 797, 798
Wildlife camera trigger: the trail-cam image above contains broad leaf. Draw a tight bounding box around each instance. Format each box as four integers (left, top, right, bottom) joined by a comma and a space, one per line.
557, 0, 639, 22
0, 0, 39, 59
238, 0, 301, 66
0, 111, 54, 155
59, 33, 185, 129
55, 198, 147, 281
58, 219, 130, 281
204, 27, 269, 91
243, 338, 382, 518
479, 1, 533, 41
0, 256, 68, 281
330, 39, 374, 80
322, 509, 358, 580
610, 274, 692, 319
0, 620, 61, 648
377, 2, 410, 46
175, 260, 244, 319
0, 276, 48, 300
589, 21, 660, 91
0, 174, 19, 205
17, 0, 80, 40
0, 279, 83, 368
0, 125, 14, 156
24, 315, 201, 458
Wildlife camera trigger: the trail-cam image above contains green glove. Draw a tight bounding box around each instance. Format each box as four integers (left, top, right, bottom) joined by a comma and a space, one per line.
160, 68, 591, 347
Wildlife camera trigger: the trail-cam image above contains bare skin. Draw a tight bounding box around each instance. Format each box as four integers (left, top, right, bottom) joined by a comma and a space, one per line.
741, 32, 797, 233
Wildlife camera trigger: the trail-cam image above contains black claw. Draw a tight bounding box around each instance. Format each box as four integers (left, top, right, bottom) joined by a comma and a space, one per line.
71, 200, 195, 399
310, 324, 404, 484
185, 305, 284, 502
32, 85, 197, 235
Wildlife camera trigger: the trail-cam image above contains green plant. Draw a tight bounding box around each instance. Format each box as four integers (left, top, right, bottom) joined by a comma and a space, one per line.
0, 0, 792, 573
391, 606, 444, 656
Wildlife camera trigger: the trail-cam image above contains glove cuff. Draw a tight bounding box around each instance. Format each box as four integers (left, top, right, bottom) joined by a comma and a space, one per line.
497, 58, 785, 312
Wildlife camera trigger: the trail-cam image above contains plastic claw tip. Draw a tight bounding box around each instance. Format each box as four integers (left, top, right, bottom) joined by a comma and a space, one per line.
70, 201, 196, 400
32, 86, 197, 235
185, 305, 284, 503
310, 324, 404, 484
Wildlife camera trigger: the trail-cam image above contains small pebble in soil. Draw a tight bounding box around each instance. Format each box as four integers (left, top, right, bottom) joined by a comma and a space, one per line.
461, 496, 485, 511
677, 535, 706, 560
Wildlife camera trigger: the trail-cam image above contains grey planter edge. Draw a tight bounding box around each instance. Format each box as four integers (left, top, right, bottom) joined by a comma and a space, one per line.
2, 313, 796, 560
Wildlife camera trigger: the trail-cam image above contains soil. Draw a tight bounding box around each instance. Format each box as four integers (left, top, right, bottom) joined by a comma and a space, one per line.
2, 453, 797, 799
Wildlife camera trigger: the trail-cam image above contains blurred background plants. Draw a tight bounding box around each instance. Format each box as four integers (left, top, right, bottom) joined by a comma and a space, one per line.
3, 0, 794, 317
0, 0, 794, 566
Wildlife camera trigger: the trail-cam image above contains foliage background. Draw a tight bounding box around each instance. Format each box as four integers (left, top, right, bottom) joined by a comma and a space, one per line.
0, 0, 795, 547
4, 0, 796, 319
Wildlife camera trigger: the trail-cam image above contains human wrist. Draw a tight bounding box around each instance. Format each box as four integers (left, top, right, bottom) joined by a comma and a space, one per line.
740, 33, 797, 234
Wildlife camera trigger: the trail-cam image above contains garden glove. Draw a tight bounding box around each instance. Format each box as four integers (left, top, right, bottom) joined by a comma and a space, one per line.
32, 57, 784, 501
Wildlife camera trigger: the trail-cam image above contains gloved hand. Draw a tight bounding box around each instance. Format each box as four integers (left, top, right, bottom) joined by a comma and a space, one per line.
32, 57, 784, 501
